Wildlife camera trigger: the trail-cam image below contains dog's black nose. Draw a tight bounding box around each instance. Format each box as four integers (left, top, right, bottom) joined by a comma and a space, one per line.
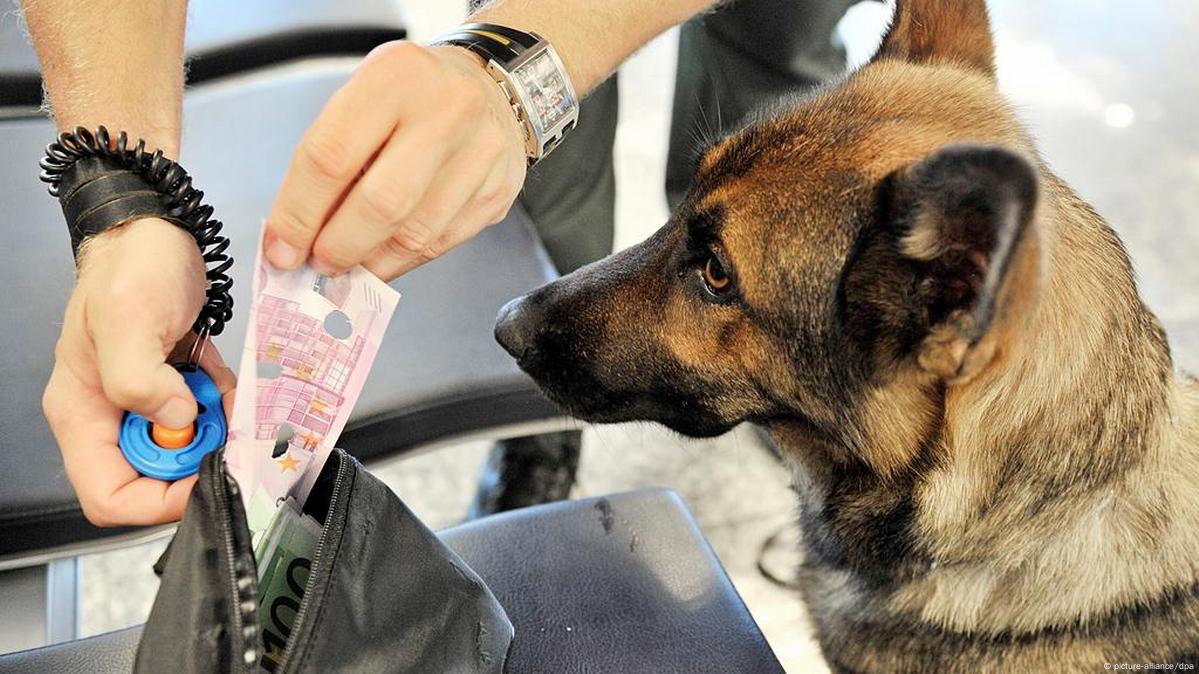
495, 295, 537, 360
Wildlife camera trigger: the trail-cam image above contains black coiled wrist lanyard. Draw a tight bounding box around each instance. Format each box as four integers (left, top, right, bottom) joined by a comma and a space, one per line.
39, 126, 234, 343
40, 126, 236, 480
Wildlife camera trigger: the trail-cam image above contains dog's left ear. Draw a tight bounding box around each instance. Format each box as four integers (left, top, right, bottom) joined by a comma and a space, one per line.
873, 0, 996, 77
886, 143, 1042, 383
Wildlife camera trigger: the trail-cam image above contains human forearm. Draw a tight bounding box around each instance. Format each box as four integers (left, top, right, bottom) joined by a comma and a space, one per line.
22, 0, 188, 158
26, 2, 225, 526
469, 0, 717, 95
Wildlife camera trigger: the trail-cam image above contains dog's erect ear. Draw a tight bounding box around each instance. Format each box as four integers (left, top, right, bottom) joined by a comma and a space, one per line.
887, 144, 1041, 383
873, 0, 996, 76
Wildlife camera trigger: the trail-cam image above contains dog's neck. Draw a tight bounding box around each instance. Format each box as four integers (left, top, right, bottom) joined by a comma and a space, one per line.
773, 175, 1199, 635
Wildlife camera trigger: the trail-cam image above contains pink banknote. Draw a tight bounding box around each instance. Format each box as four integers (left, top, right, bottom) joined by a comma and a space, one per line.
224, 233, 400, 534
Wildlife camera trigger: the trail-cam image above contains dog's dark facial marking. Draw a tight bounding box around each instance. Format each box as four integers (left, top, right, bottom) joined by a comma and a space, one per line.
495, 208, 783, 438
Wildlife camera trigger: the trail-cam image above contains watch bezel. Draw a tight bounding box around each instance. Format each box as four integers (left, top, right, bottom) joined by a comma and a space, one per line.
486, 38, 578, 162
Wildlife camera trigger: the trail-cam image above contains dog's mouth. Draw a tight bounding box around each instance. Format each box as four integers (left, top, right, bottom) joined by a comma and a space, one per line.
509, 346, 738, 439
537, 380, 736, 438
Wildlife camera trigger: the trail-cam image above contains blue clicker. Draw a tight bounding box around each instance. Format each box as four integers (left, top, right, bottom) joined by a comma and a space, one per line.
118, 366, 227, 481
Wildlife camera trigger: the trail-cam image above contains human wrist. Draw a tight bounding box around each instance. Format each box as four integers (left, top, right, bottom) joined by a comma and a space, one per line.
429, 44, 527, 150
430, 25, 579, 164
465, 0, 718, 96
44, 127, 189, 260
433, 42, 488, 70
76, 217, 195, 276
42, 125, 236, 337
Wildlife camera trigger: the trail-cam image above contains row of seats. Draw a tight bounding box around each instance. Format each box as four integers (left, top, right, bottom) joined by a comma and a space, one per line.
0, 490, 785, 673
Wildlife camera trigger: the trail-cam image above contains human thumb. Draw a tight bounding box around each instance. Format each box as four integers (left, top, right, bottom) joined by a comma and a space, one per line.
94, 325, 197, 428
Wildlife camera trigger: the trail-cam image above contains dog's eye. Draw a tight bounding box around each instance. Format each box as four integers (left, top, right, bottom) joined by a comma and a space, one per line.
702, 256, 732, 294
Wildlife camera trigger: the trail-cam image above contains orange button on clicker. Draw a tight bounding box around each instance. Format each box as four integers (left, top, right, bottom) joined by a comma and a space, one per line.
151, 424, 195, 449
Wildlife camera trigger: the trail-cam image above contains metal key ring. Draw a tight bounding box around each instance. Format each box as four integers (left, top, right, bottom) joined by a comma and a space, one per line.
187, 325, 210, 369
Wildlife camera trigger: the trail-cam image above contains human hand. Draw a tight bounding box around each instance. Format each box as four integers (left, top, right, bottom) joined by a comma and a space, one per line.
42, 218, 236, 526
264, 42, 527, 281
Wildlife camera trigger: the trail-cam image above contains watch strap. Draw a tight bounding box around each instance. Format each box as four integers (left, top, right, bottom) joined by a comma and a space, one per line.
434, 29, 522, 63
457, 23, 540, 51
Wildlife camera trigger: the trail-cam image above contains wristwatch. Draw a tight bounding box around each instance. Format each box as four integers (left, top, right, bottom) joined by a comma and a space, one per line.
433, 23, 579, 165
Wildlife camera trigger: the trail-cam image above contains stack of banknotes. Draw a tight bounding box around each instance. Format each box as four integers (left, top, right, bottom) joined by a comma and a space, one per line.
254, 498, 319, 672
222, 232, 400, 670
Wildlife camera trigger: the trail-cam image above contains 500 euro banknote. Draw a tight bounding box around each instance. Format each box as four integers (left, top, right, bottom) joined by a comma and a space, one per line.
224, 234, 399, 535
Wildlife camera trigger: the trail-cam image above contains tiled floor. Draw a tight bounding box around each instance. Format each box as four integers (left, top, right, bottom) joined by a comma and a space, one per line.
78, 1, 1199, 673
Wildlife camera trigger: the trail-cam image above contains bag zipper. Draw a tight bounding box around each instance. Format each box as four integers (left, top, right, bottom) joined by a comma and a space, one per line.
213, 458, 263, 671
278, 452, 352, 673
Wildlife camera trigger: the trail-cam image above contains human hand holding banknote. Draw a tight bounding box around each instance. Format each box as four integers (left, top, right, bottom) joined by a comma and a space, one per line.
262, 43, 526, 280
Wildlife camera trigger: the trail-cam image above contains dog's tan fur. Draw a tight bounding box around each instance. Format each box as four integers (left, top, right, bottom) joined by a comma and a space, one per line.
495, 1, 1199, 670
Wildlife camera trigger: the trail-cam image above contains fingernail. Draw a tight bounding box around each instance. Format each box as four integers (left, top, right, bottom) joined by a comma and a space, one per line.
152, 396, 195, 429
266, 237, 303, 270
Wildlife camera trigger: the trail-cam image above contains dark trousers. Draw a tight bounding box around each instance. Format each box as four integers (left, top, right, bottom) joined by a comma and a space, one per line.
476, 0, 855, 513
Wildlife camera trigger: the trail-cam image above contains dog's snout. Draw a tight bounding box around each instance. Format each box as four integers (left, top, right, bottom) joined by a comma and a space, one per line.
495, 295, 538, 360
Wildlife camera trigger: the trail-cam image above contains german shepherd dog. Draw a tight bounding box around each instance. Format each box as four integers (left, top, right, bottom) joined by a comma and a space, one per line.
494, 0, 1199, 671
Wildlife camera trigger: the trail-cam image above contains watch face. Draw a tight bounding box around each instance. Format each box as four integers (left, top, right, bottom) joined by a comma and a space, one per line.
512, 51, 574, 136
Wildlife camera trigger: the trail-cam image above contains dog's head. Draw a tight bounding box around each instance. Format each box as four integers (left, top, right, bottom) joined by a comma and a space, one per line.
497, 0, 1046, 472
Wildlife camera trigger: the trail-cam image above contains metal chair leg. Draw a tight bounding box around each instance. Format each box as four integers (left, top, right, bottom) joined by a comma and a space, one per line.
45, 558, 79, 645
0, 558, 79, 655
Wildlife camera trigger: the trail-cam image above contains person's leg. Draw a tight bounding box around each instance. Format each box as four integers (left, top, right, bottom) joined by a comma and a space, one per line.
468, 431, 584, 517
471, 76, 620, 516
666, 0, 856, 208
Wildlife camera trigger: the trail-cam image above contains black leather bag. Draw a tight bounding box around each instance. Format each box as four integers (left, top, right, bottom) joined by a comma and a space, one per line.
133, 449, 513, 673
